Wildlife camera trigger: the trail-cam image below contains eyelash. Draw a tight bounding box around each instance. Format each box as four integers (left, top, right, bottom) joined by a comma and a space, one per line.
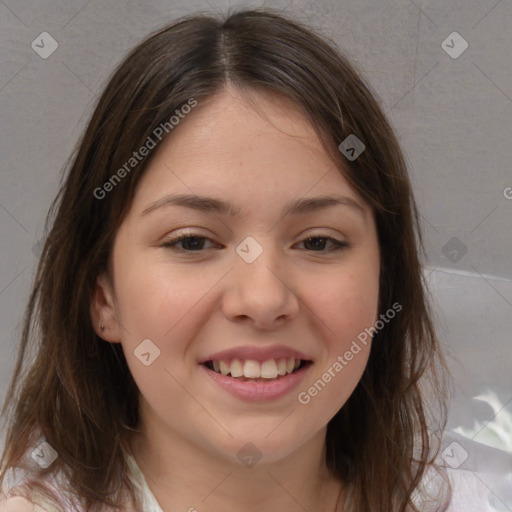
161, 233, 350, 254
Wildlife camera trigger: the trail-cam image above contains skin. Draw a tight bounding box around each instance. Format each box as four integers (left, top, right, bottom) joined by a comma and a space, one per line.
91, 85, 380, 512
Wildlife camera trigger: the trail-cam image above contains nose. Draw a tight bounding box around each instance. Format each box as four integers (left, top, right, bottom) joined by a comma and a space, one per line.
221, 240, 300, 330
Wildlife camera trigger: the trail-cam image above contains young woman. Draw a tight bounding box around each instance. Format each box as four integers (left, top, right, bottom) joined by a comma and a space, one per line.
0, 8, 451, 511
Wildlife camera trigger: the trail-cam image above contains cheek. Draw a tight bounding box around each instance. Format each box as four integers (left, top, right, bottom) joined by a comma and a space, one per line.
113, 258, 220, 396
113, 251, 207, 338
309, 268, 380, 344
300, 345, 371, 427
296, 267, 378, 415
150, 268, 224, 342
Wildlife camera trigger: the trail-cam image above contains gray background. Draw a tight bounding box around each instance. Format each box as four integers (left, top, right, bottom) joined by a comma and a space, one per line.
0, 0, 511, 507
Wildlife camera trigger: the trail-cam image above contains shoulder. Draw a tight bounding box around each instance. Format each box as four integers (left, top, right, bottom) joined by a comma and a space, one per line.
0, 495, 49, 512
0, 452, 71, 512
444, 467, 491, 511
1, 445, 151, 512
414, 432, 512, 511
1, 474, 67, 512
438, 430, 512, 511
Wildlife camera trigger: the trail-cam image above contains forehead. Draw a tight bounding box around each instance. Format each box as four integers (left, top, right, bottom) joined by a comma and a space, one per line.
156, 85, 329, 167
128, 86, 368, 220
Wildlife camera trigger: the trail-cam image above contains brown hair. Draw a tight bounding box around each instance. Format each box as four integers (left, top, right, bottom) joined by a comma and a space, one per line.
0, 7, 451, 511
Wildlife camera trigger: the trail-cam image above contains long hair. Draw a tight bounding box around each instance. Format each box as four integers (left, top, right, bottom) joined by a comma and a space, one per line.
0, 8, 451, 511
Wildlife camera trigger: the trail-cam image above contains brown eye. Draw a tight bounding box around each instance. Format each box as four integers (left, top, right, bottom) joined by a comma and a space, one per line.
162, 234, 215, 252
298, 236, 349, 252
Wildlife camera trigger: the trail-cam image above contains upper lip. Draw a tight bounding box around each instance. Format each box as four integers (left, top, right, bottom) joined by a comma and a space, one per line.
198, 345, 314, 364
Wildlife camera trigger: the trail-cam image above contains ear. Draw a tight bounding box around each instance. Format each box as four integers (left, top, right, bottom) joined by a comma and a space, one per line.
90, 271, 122, 343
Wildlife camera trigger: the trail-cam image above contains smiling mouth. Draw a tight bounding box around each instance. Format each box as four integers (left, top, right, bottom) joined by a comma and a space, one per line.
202, 358, 312, 382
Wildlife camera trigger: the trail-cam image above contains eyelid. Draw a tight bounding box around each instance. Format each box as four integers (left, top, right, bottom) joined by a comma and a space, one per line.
161, 230, 350, 253
165, 226, 347, 241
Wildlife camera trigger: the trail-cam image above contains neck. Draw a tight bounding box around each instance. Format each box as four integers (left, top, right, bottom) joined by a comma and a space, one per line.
127, 414, 345, 512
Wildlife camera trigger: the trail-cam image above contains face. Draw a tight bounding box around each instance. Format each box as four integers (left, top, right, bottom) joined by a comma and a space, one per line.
91, 86, 380, 467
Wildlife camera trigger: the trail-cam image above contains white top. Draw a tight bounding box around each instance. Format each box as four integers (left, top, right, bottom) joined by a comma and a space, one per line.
124, 453, 163, 512
1, 432, 511, 511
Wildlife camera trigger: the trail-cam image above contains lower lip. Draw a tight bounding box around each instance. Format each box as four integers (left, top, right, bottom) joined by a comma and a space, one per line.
200, 363, 312, 402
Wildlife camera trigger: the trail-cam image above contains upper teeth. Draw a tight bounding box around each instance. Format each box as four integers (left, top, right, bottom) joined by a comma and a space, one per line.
212, 358, 301, 379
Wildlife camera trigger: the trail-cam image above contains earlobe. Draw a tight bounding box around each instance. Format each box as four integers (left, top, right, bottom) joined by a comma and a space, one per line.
90, 272, 122, 343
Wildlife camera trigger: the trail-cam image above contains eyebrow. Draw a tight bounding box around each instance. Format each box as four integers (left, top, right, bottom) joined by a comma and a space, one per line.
140, 193, 367, 220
